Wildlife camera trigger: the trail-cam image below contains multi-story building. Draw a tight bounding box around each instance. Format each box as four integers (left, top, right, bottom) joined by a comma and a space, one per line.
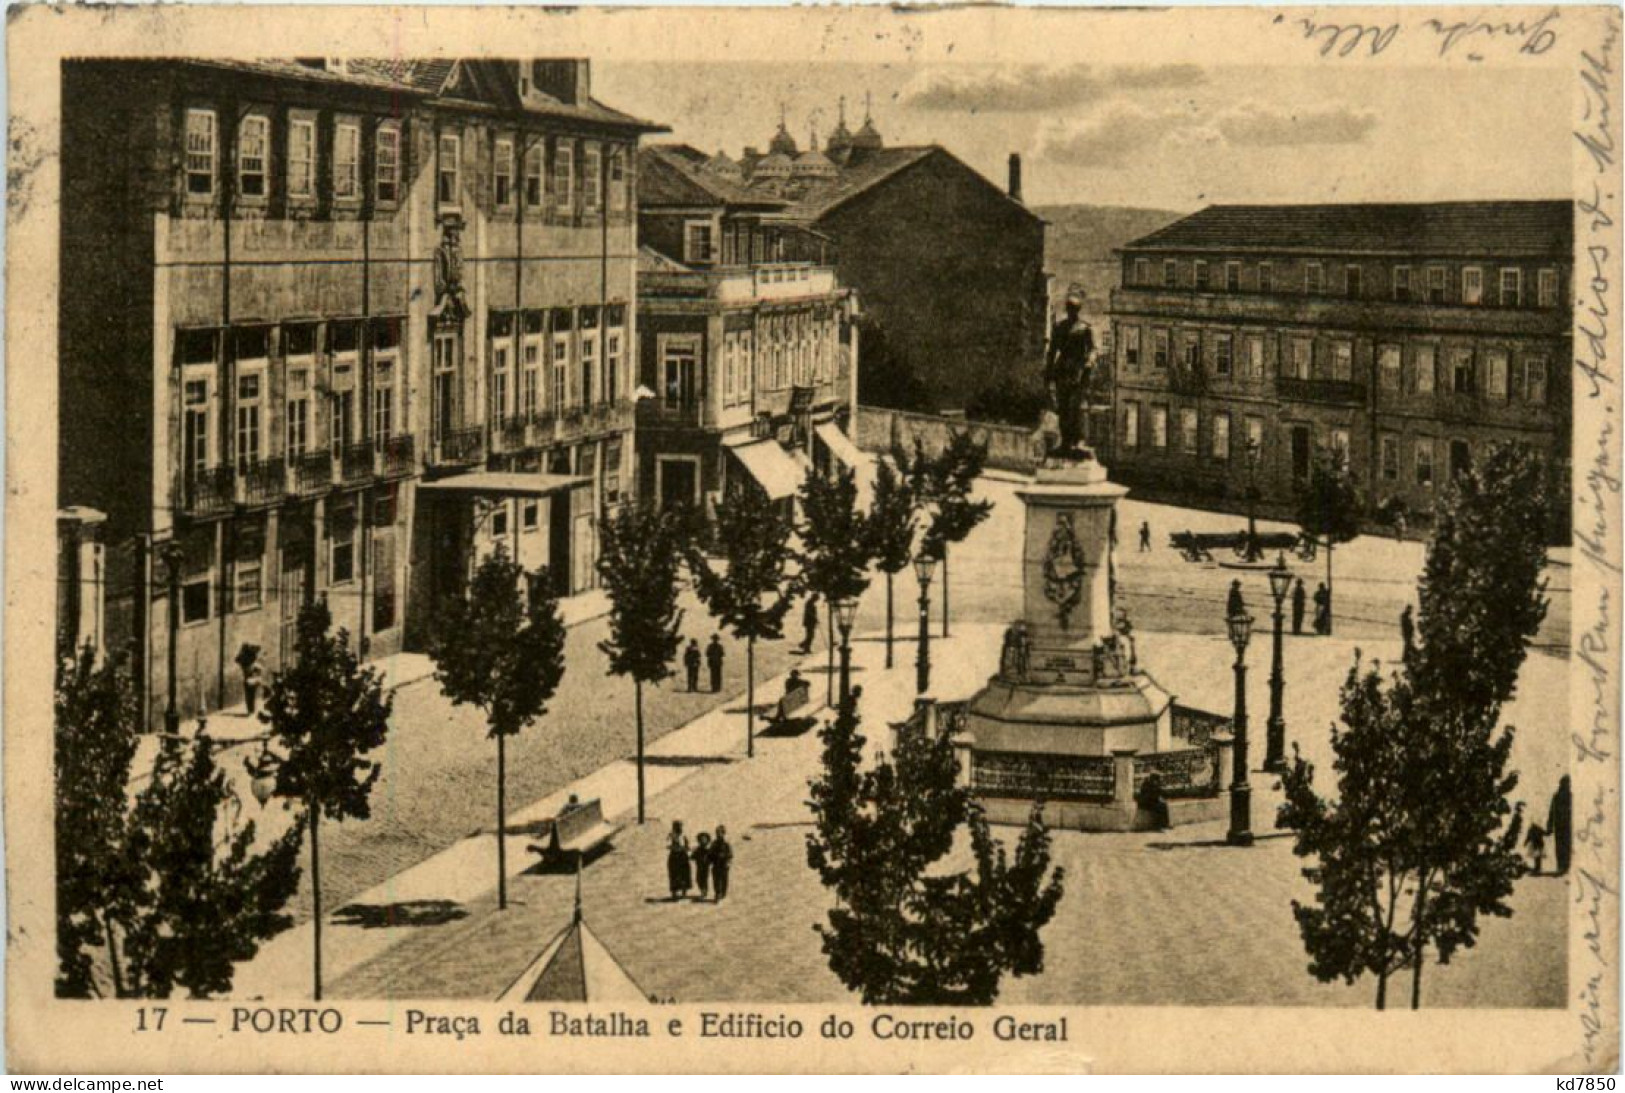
690, 107, 1047, 411
60, 57, 662, 728
634, 145, 859, 513
1106, 201, 1572, 537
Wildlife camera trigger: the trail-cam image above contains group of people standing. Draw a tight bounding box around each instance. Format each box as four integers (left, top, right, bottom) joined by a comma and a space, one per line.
1505, 776, 1573, 877
666, 820, 734, 902
683, 635, 727, 693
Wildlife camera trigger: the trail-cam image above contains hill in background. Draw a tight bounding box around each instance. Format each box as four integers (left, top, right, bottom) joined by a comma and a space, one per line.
1036, 204, 1186, 325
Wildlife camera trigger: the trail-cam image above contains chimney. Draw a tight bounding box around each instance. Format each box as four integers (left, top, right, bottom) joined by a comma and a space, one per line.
531, 59, 591, 105
1008, 153, 1023, 202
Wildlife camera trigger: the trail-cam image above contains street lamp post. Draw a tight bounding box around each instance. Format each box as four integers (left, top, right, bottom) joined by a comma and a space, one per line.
914, 555, 936, 695
1265, 554, 1292, 773
835, 596, 859, 711
1226, 608, 1254, 846
1244, 439, 1262, 562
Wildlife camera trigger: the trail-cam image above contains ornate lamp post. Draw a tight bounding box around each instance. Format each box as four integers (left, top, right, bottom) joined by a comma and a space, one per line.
835, 596, 859, 711
914, 554, 937, 695
1244, 438, 1263, 562
1265, 553, 1293, 773
1225, 607, 1254, 846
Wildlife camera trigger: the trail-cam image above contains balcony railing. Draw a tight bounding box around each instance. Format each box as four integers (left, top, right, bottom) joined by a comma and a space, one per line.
434, 426, 486, 467
377, 433, 416, 477
564, 399, 635, 440
1277, 376, 1368, 405
180, 465, 235, 517
340, 442, 377, 483
492, 416, 534, 455
237, 457, 286, 507
289, 449, 334, 497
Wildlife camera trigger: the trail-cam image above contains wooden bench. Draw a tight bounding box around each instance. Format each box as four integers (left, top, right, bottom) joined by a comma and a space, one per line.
526, 797, 619, 870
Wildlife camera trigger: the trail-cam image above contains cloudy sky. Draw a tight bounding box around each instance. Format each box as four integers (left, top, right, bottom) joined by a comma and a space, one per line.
595, 60, 1572, 211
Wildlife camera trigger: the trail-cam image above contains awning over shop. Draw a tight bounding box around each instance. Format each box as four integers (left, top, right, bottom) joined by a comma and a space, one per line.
726, 439, 803, 502
416, 472, 589, 498
814, 421, 865, 469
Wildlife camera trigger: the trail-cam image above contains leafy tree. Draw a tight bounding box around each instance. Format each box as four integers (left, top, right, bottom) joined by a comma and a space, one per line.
806, 694, 1064, 1004
798, 465, 875, 705
121, 736, 304, 998
855, 315, 931, 412
1279, 442, 1547, 1009
55, 646, 302, 999
898, 431, 994, 638
597, 505, 688, 825
865, 460, 917, 669
429, 549, 566, 911
263, 599, 393, 999
687, 485, 798, 758
1296, 447, 1363, 635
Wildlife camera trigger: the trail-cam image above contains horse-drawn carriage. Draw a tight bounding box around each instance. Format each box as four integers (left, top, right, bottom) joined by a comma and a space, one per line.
1168, 528, 1318, 564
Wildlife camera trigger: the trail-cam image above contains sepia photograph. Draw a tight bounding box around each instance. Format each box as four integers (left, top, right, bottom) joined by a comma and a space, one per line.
7, 1, 1622, 1075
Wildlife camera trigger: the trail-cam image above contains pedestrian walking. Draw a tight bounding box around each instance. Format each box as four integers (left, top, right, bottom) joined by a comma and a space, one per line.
1226, 579, 1246, 619
706, 634, 725, 693
1138, 520, 1152, 552
1502, 801, 1526, 854
799, 593, 820, 654
667, 821, 692, 900
1548, 775, 1573, 876
1312, 582, 1331, 635
710, 825, 733, 901
1524, 822, 1548, 875
1394, 512, 1408, 541
683, 638, 702, 692
1291, 578, 1307, 635
691, 831, 713, 899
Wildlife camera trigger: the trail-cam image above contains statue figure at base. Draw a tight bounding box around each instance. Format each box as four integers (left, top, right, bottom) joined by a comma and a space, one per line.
1045, 284, 1095, 457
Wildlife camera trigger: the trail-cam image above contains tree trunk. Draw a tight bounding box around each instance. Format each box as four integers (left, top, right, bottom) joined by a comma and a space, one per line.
941, 549, 951, 639
1375, 966, 1387, 1010
310, 808, 322, 1001
497, 732, 508, 910
885, 572, 894, 669
635, 681, 646, 825
746, 637, 756, 758
1411, 942, 1425, 1010
826, 600, 835, 707
100, 909, 126, 998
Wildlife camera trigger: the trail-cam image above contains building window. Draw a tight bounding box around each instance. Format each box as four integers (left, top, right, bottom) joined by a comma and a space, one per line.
185, 108, 216, 196
1122, 401, 1139, 449
330, 506, 357, 584
286, 370, 310, 456
1122, 326, 1141, 370
235, 371, 262, 469
492, 329, 513, 422
553, 140, 574, 210
288, 118, 316, 200
1330, 428, 1350, 461
235, 557, 263, 612
608, 148, 628, 212
606, 327, 623, 403
684, 221, 715, 265
1393, 266, 1411, 302
1246, 415, 1264, 453
238, 115, 268, 198
1246, 336, 1264, 379
1286, 337, 1312, 381
1215, 334, 1233, 376
603, 437, 623, 506
1426, 266, 1447, 304
1330, 341, 1353, 382
183, 375, 212, 474
494, 138, 515, 207
1381, 434, 1400, 481
1134, 258, 1150, 285
1306, 263, 1324, 295
1526, 356, 1548, 404
662, 336, 700, 411
1462, 266, 1483, 305
373, 360, 394, 441
182, 574, 212, 626
522, 499, 540, 530
1225, 262, 1240, 292
521, 323, 542, 417
375, 126, 400, 204
583, 143, 602, 211
1379, 344, 1401, 391
1538, 268, 1559, 308
1258, 262, 1273, 293
1345, 265, 1362, 298
1163, 260, 1177, 288
1212, 412, 1230, 460
1486, 348, 1509, 399
1500, 268, 1522, 307
552, 330, 571, 410
1415, 438, 1435, 486
1414, 344, 1436, 394
1178, 408, 1199, 455
523, 142, 544, 208
1152, 329, 1169, 370
1182, 331, 1201, 370
438, 133, 461, 207
491, 507, 509, 539
334, 122, 361, 202
1194, 261, 1209, 290
1151, 406, 1168, 450
580, 326, 598, 405
1450, 347, 1474, 394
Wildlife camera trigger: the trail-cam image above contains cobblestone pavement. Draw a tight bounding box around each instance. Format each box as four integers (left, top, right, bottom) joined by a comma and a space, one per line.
332, 625, 1567, 1009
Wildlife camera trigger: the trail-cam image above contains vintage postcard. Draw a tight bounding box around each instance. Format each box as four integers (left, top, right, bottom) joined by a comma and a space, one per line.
6, 1, 1622, 1075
